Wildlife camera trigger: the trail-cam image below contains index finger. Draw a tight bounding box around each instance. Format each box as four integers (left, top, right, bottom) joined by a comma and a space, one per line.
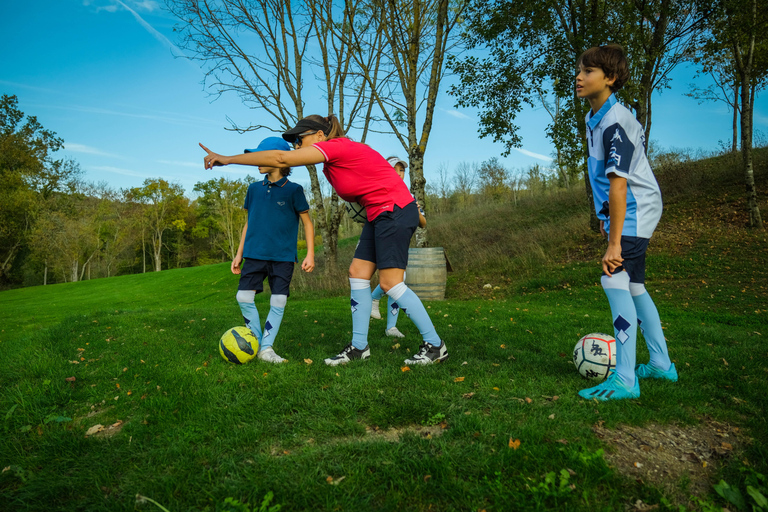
199, 143, 212, 154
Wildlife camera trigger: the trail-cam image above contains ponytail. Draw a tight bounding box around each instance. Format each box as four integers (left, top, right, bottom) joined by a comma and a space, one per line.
305, 114, 346, 141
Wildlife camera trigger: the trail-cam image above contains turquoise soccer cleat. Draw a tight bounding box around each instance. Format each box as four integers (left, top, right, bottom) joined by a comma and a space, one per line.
635, 362, 678, 382
578, 372, 640, 401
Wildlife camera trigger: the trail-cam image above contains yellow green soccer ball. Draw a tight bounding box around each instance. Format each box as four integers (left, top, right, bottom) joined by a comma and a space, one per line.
219, 326, 258, 364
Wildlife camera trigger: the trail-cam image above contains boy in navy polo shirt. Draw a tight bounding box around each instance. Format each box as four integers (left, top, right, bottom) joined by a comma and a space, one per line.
575, 44, 677, 401
232, 137, 315, 363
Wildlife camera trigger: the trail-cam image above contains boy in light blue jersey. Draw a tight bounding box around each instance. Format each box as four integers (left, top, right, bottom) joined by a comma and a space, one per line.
231, 137, 315, 363
575, 44, 677, 401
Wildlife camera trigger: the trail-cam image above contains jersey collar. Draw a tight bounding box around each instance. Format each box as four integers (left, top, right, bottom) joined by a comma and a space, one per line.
586, 93, 617, 131
262, 176, 288, 187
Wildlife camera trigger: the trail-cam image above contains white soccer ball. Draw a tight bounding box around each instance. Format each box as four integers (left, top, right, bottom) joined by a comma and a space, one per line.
573, 333, 616, 380
345, 202, 367, 223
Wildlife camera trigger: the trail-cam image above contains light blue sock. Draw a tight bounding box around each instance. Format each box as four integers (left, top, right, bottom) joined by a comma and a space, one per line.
601, 272, 637, 388
387, 282, 440, 346
371, 285, 385, 300
630, 284, 671, 371
262, 294, 287, 350
236, 290, 262, 342
350, 278, 371, 350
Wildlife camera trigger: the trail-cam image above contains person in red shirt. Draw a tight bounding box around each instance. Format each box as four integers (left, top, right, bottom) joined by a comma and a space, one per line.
201, 114, 448, 366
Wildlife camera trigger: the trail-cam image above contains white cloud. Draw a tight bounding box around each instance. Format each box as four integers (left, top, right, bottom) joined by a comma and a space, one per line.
513, 147, 553, 162
90, 165, 152, 178
157, 160, 201, 168
442, 108, 471, 120
113, 1, 186, 58
65, 143, 122, 158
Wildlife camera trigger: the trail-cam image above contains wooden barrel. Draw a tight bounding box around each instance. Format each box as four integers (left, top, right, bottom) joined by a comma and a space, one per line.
405, 247, 447, 301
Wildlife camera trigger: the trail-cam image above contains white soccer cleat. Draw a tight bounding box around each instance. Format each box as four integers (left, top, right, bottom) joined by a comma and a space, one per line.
370, 299, 381, 319
385, 327, 405, 338
257, 347, 286, 364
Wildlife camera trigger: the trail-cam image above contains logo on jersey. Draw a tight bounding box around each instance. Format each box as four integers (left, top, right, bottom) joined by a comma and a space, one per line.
608, 146, 622, 167
263, 320, 273, 339
613, 315, 632, 344
610, 128, 623, 143
277, 201, 286, 206
350, 297, 359, 313
390, 302, 400, 316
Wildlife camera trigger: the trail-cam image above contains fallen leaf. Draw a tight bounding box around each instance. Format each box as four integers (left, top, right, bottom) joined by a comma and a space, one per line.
304, 359, 313, 365
493, 387, 499, 391
123, 368, 128, 372
454, 377, 465, 382
326, 475, 346, 485
721, 442, 733, 450
722, 358, 729, 366
556, 439, 569, 445
548, 414, 555, 420
111, 420, 123, 428
423, 475, 432, 482
634, 462, 643, 468
65, 377, 76, 382
462, 392, 475, 399
500, 344, 506, 349
391, 343, 400, 350
525, 397, 532, 404
77, 348, 85, 352
86, 424, 105, 436
401, 366, 410, 372
508, 438, 521, 450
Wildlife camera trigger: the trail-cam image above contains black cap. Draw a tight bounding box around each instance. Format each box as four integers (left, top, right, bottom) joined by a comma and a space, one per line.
282, 118, 331, 143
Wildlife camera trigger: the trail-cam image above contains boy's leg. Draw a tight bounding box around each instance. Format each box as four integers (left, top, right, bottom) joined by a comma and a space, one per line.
236, 290, 262, 341
237, 259, 268, 342
371, 284, 383, 319
578, 271, 640, 401
601, 271, 638, 387
259, 262, 295, 363
385, 295, 404, 337
631, 283, 677, 380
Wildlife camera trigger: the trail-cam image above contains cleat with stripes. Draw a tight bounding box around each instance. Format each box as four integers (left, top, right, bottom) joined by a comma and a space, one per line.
578, 372, 640, 401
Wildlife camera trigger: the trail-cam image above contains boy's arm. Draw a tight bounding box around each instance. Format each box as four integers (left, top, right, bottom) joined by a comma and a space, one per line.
417, 202, 427, 229
299, 211, 315, 273
603, 174, 626, 277
232, 220, 248, 275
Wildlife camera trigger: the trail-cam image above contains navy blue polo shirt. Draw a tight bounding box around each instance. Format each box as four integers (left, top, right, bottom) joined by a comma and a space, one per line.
242, 176, 310, 262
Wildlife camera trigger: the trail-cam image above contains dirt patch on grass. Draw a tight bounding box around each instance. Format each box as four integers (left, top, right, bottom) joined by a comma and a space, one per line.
271, 424, 447, 456
593, 418, 749, 506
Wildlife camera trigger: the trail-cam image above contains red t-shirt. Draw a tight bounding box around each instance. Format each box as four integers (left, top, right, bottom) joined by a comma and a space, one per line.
313, 138, 415, 221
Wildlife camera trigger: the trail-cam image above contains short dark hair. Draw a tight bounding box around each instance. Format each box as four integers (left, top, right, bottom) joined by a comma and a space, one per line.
279, 166, 292, 177
578, 44, 630, 92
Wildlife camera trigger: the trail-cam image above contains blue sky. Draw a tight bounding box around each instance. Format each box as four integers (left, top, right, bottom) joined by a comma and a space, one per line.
2, 0, 765, 197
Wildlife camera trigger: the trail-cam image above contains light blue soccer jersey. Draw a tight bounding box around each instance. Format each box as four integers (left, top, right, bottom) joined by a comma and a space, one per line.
586, 94, 662, 239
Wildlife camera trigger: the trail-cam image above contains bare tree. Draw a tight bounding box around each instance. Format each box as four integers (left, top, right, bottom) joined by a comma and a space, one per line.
452, 161, 476, 210
342, 0, 468, 246
167, 0, 383, 267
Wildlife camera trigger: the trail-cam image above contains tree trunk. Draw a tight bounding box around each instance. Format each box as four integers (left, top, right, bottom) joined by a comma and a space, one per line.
734, 0, 763, 230
739, 70, 763, 229
732, 81, 740, 152
44, 260, 48, 286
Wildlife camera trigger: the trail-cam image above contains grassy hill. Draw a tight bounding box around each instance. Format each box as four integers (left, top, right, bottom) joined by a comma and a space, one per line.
0, 149, 766, 512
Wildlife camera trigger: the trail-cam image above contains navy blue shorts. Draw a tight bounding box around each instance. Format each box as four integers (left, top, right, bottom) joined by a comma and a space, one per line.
354, 202, 418, 270
238, 259, 294, 296
603, 236, 650, 283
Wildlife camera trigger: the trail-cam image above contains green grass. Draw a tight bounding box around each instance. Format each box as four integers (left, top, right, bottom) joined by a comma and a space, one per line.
1, 150, 767, 511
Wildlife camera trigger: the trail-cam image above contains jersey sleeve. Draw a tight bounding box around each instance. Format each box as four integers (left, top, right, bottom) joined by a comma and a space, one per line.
293, 184, 310, 213
602, 122, 635, 179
